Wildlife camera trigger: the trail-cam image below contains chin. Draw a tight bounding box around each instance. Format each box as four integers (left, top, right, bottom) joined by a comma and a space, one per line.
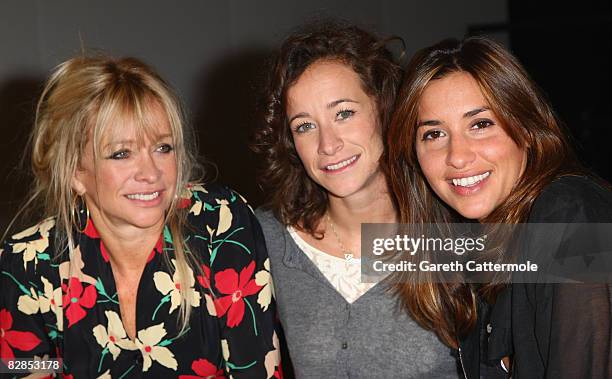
325, 182, 365, 199
454, 205, 491, 221
126, 213, 166, 229
323, 173, 380, 199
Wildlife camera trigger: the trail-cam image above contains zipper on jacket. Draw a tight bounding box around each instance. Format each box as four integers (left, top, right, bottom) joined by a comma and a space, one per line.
458, 347, 468, 379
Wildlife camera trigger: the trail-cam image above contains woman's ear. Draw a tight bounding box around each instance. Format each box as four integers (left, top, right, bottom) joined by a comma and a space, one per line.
71, 169, 87, 196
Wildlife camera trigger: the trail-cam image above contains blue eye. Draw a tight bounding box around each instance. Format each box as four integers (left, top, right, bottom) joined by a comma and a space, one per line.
336, 109, 355, 120
294, 122, 316, 134
109, 149, 130, 159
421, 130, 445, 141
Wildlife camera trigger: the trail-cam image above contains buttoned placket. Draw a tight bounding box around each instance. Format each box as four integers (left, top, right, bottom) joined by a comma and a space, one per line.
281, 229, 353, 378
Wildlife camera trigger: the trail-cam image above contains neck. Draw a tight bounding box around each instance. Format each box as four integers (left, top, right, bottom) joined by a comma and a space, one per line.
89, 209, 163, 276
326, 172, 397, 235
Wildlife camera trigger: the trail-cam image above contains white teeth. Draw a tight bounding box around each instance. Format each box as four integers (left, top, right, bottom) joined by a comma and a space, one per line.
127, 191, 159, 201
326, 156, 358, 171
452, 172, 490, 187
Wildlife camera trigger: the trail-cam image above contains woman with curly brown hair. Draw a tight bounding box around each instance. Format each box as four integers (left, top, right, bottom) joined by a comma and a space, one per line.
253, 21, 459, 377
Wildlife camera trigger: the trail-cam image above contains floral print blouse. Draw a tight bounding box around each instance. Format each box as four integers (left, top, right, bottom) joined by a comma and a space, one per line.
0, 184, 281, 378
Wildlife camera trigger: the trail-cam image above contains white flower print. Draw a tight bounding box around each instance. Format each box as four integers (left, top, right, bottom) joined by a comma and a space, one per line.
255, 258, 275, 311
11, 218, 55, 270
17, 276, 63, 331
92, 310, 136, 360
216, 199, 233, 234
153, 259, 201, 314
134, 323, 178, 372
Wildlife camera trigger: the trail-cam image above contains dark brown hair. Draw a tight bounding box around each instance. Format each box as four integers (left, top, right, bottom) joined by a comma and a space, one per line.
387, 37, 582, 348
252, 20, 402, 233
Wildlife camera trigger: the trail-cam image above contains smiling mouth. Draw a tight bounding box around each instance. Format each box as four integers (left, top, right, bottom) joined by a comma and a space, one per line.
324, 155, 359, 171
451, 172, 490, 187
126, 191, 160, 201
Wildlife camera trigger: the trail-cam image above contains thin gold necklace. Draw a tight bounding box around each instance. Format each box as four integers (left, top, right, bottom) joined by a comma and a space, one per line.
326, 213, 354, 259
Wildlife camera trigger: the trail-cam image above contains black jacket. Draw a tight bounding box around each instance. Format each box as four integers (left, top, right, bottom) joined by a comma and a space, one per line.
459, 176, 612, 378
458, 288, 511, 379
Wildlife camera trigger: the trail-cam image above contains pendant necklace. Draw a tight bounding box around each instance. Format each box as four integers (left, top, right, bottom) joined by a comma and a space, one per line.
326, 213, 355, 262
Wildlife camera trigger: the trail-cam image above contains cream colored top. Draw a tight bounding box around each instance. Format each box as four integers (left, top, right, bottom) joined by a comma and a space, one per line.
288, 226, 375, 303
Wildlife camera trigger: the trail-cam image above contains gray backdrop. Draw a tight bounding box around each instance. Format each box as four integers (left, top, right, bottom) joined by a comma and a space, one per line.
0, 0, 507, 232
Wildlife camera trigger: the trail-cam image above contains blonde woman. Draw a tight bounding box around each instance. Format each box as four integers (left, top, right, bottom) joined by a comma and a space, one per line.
0, 56, 281, 378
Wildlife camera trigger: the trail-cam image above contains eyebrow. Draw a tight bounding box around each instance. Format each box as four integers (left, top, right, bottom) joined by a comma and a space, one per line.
103, 133, 173, 148
417, 106, 490, 128
328, 98, 358, 109
288, 98, 359, 124
463, 106, 490, 118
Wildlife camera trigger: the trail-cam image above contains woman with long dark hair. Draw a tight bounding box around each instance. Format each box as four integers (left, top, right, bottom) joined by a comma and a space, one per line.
388, 36, 612, 378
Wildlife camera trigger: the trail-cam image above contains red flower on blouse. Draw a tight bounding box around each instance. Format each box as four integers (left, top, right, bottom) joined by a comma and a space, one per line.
83, 219, 99, 239
178, 358, 225, 378
213, 261, 261, 327
82, 219, 112, 262
0, 308, 41, 359
146, 237, 164, 263
62, 277, 97, 328
85, 220, 162, 264
100, 241, 110, 262
177, 197, 192, 209
197, 264, 212, 289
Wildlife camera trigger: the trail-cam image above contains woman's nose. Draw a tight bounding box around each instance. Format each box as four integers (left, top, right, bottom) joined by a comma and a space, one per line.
445, 134, 476, 169
317, 125, 343, 156
135, 153, 162, 183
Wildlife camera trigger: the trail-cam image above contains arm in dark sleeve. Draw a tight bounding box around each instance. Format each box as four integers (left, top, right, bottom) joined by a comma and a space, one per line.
514, 177, 612, 378
0, 235, 58, 377
205, 190, 282, 378
545, 283, 611, 378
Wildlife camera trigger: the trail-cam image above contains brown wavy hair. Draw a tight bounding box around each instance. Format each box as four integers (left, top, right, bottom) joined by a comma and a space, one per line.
252, 20, 402, 233
386, 37, 582, 348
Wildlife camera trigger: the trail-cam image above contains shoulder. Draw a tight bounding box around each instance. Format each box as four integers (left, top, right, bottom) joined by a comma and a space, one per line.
1, 217, 57, 261
181, 182, 253, 221
530, 175, 612, 223
181, 182, 250, 209
181, 182, 263, 242
254, 208, 282, 231
254, 208, 288, 260
1, 217, 58, 285
536, 175, 610, 202
254, 208, 289, 244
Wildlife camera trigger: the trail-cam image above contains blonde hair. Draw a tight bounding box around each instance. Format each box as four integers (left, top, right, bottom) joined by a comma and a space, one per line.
26, 55, 201, 331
